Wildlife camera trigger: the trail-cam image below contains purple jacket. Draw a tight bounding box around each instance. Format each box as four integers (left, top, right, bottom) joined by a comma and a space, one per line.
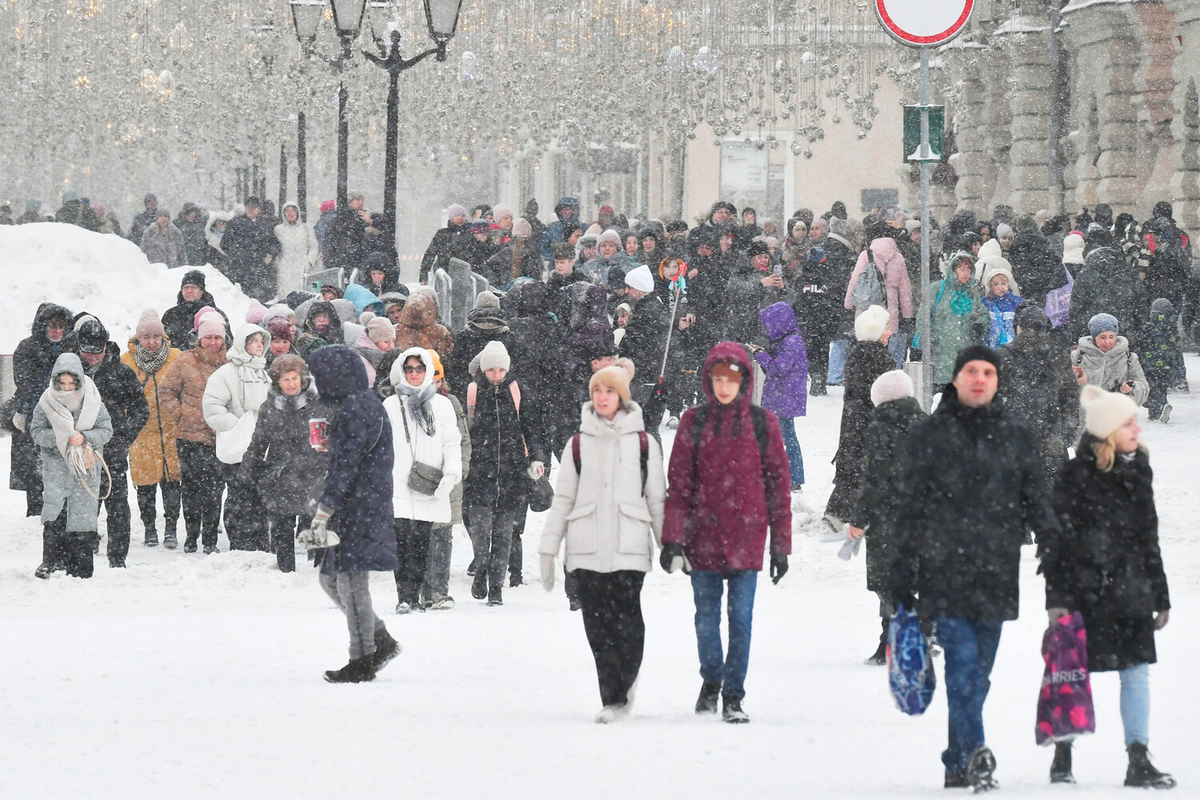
755, 302, 808, 419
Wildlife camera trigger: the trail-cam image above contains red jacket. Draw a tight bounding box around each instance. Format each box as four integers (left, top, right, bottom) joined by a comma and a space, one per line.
663, 342, 792, 571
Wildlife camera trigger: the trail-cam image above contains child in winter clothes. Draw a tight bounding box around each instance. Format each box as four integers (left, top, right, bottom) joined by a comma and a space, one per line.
981, 262, 1023, 349
1138, 298, 1183, 421
751, 302, 808, 490
1038, 386, 1174, 788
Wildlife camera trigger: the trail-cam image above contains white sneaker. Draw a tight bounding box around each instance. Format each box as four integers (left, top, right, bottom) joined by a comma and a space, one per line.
820, 515, 845, 542
395, 601, 412, 615
595, 704, 629, 724
1160, 404, 1172, 423
430, 593, 455, 610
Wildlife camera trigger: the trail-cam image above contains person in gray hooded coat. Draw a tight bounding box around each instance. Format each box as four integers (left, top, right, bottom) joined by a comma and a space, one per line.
30, 353, 114, 579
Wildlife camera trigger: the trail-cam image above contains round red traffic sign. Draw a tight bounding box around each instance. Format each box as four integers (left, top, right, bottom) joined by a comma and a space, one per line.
874, 0, 975, 48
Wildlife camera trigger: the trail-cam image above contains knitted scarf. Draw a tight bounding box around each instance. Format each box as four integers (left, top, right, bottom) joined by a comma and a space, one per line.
132, 342, 170, 375
37, 376, 102, 461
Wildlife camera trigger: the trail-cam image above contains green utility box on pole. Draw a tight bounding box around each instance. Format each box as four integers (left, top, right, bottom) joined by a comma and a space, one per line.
903, 105, 946, 163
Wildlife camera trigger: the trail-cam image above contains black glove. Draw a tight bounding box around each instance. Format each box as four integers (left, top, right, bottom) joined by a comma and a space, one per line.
769, 554, 788, 585
660, 542, 685, 573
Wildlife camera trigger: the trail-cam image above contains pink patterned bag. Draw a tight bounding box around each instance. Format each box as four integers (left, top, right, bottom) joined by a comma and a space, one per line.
1035, 611, 1096, 745
1044, 266, 1074, 328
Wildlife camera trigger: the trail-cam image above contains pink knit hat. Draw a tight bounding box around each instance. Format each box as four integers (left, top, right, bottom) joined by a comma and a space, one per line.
365, 316, 395, 345
193, 305, 217, 331
245, 299, 268, 325
196, 312, 225, 340
135, 309, 165, 338
513, 217, 533, 238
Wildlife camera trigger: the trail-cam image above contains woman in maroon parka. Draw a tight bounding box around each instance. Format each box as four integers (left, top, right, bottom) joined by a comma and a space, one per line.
661, 341, 792, 723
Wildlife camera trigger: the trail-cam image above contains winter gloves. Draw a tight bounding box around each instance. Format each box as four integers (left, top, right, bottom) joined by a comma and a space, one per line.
540, 554, 556, 592
297, 504, 340, 549
11, 412, 25, 432
528, 461, 545, 481
770, 554, 788, 584
659, 542, 690, 574
434, 474, 456, 502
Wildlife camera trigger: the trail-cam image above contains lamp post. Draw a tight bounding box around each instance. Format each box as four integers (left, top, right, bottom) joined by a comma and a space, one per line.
328, 0, 369, 210
290, 0, 323, 221
362, 0, 463, 237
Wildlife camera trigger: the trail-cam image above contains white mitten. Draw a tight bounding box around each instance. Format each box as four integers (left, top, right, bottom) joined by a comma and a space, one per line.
12, 413, 26, 432
528, 461, 545, 481
434, 475, 456, 502
540, 554, 556, 592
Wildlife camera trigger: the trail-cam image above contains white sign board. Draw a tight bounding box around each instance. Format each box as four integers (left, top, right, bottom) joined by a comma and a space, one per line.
719, 142, 769, 217
874, 0, 974, 48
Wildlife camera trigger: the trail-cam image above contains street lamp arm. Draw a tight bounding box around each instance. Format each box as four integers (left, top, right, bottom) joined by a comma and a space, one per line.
361, 41, 445, 75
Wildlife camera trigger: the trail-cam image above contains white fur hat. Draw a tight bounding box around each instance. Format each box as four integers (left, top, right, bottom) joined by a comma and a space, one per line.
1080, 384, 1139, 440
1062, 233, 1085, 265
624, 264, 655, 293
870, 370, 915, 407
855, 304, 890, 342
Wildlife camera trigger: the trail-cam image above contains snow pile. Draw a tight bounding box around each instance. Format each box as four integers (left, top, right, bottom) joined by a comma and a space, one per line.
0, 223, 252, 352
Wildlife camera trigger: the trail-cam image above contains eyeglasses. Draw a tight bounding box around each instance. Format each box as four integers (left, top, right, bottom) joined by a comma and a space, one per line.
403, 365, 426, 374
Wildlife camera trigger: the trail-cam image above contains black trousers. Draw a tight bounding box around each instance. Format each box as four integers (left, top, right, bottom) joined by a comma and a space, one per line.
394, 518, 433, 606
135, 480, 182, 535
223, 471, 268, 551
100, 457, 132, 564
176, 440, 224, 548
268, 514, 308, 573
574, 569, 647, 707
43, 508, 96, 578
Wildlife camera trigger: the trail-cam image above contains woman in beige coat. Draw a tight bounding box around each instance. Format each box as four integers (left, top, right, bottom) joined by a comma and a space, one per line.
538, 362, 666, 724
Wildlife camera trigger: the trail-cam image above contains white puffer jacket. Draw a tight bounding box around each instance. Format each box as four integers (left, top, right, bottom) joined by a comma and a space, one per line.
384, 348, 463, 523
202, 324, 271, 463
538, 401, 665, 573
274, 207, 319, 296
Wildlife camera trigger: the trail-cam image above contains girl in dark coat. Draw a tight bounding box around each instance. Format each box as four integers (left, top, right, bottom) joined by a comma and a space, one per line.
305, 346, 399, 683
1038, 386, 1174, 788
10, 303, 72, 517
848, 371, 927, 665
824, 305, 896, 529
238, 355, 327, 572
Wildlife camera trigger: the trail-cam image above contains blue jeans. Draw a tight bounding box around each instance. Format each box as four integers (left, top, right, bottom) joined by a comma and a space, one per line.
827, 339, 851, 384
1120, 663, 1150, 746
937, 617, 1004, 775
691, 570, 758, 700
887, 331, 910, 370
778, 416, 805, 487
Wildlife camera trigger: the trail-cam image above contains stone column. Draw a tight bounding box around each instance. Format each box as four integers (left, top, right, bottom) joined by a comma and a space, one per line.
1165, 0, 1200, 227
996, 3, 1055, 214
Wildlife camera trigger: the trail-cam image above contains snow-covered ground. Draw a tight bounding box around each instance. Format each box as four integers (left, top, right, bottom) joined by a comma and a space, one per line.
1, 354, 1196, 799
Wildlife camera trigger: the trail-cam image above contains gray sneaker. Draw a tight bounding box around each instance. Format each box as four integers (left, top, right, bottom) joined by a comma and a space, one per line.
430, 593, 455, 610
1161, 404, 1172, 423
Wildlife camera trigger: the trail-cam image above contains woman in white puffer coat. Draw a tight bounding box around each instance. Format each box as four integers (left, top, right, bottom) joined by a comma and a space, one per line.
383, 347, 462, 613
203, 323, 271, 551
538, 361, 665, 724
274, 203, 319, 297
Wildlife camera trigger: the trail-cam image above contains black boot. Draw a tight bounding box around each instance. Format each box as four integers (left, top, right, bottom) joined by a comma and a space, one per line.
471, 571, 488, 600
372, 627, 401, 672
487, 585, 503, 607
1125, 743, 1175, 789
865, 616, 889, 666
1050, 741, 1074, 784
695, 681, 720, 715
323, 655, 376, 683
721, 695, 749, 723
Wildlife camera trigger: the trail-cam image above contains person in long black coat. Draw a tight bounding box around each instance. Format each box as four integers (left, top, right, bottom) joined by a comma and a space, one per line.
824, 306, 896, 527
1037, 385, 1173, 788
305, 345, 399, 683
419, 207, 469, 283
446, 291, 514, 410
619, 270, 670, 440
1068, 246, 1149, 348
239, 355, 328, 572
1007, 215, 1065, 306
847, 371, 926, 665
9, 303, 72, 517
222, 201, 281, 301
160, 270, 230, 351
794, 245, 845, 395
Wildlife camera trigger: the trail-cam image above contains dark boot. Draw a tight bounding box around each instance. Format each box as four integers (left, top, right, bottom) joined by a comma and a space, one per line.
1125, 743, 1175, 789
144, 530, 159, 547
487, 585, 503, 606
967, 746, 998, 792
372, 627, 401, 672
721, 695, 749, 724
943, 772, 969, 788
163, 520, 179, 550
323, 655, 376, 684
1050, 741, 1074, 784
184, 535, 198, 553
695, 681, 720, 715
865, 616, 889, 666
471, 571, 488, 600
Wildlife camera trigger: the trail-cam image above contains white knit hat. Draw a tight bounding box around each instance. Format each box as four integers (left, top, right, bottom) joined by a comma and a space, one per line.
478, 340, 511, 372
598, 228, 622, 248
855, 304, 890, 342
870, 370, 915, 407
980, 258, 1021, 296
624, 264, 655, 293
1062, 233, 1085, 265
1080, 384, 1139, 440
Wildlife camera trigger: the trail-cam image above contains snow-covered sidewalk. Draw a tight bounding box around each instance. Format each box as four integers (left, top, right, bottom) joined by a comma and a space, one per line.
1, 358, 1197, 799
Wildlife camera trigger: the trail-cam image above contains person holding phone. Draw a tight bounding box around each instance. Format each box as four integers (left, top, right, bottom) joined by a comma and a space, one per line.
1070, 313, 1149, 408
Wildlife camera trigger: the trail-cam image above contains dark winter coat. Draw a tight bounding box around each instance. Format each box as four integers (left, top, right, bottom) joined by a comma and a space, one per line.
82, 342, 150, 466
324, 208, 368, 275
793, 246, 846, 348
831, 340, 896, 494
726, 262, 789, 346
307, 346, 397, 573
161, 292, 229, 352
1067, 247, 1148, 346
481, 242, 543, 287
662, 342, 792, 572
820, 234, 859, 339
175, 206, 209, 266
545, 269, 589, 326
754, 302, 808, 419
1138, 311, 1184, 380
849, 397, 926, 591
1008, 232, 1065, 305
239, 386, 328, 516
447, 317, 514, 410
507, 282, 560, 433
9, 303, 72, 492
998, 330, 1078, 485
539, 197, 581, 261
891, 389, 1060, 622
222, 213, 281, 298
464, 373, 543, 511
1040, 441, 1169, 671
293, 300, 344, 360
55, 199, 100, 231
620, 292, 670, 393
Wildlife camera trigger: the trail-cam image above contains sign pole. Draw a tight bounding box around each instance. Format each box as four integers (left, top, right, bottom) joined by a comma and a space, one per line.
919, 47, 933, 410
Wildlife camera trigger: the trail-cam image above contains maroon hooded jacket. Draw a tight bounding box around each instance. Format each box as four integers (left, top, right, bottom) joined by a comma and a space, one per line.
663, 342, 792, 571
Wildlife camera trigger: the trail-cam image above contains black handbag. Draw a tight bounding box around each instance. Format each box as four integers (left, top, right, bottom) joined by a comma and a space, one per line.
528, 471, 554, 513
400, 403, 444, 496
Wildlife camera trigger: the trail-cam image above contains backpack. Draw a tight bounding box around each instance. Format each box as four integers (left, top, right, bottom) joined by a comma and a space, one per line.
850, 247, 886, 311
1149, 225, 1192, 279
572, 430, 649, 496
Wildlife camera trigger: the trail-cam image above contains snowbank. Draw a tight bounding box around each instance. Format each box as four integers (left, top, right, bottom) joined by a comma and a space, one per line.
0, 223, 252, 352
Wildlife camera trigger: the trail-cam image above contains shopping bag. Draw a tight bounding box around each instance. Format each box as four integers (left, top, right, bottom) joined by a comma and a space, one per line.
1044, 266, 1074, 328
888, 604, 936, 716
1035, 611, 1096, 745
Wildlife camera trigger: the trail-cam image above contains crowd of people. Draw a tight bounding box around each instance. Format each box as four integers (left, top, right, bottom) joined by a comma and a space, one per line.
4, 191, 1187, 792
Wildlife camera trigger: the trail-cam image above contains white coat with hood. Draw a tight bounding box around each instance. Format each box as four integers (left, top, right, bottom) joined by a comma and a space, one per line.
383, 347, 463, 523
274, 203, 319, 295
202, 323, 271, 462
538, 401, 665, 574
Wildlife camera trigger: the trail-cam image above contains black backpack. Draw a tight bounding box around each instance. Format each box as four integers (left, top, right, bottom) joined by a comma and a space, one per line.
1152, 226, 1192, 280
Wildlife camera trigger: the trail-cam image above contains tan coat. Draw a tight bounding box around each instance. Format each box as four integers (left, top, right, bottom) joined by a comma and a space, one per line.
158, 344, 228, 446
121, 338, 183, 485
394, 291, 454, 358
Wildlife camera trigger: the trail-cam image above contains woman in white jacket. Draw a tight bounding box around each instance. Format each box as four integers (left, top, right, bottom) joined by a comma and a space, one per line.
203, 323, 271, 551
274, 203, 319, 297
538, 362, 666, 723
384, 347, 463, 613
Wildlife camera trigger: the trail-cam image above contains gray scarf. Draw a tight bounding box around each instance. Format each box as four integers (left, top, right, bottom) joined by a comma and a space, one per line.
395, 379, 438, 436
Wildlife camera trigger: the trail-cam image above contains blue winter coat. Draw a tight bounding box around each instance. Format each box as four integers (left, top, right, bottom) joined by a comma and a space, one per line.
983, 292, 1023, 349
754, 302, 808, 419
343, 283, 385, 318
307, 346, 398, 573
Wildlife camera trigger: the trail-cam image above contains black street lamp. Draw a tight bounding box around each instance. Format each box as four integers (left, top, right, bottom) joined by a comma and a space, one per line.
363, 0, 463, 237
328, 0, 368, 210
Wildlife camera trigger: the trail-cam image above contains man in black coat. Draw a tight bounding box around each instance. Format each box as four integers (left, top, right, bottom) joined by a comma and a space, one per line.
160, 270, 230, 350
891, 345, 1060, 792
1067, 246, 1148, 348
73, 317, 151, 569
619, 265, 670, 442
128, 193, 160, 245
1008, 214, 1065, 305
221, 197, 280, 301
324, 193, 371, 277
419, 203, 470, 283
175, 203, 209, 267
